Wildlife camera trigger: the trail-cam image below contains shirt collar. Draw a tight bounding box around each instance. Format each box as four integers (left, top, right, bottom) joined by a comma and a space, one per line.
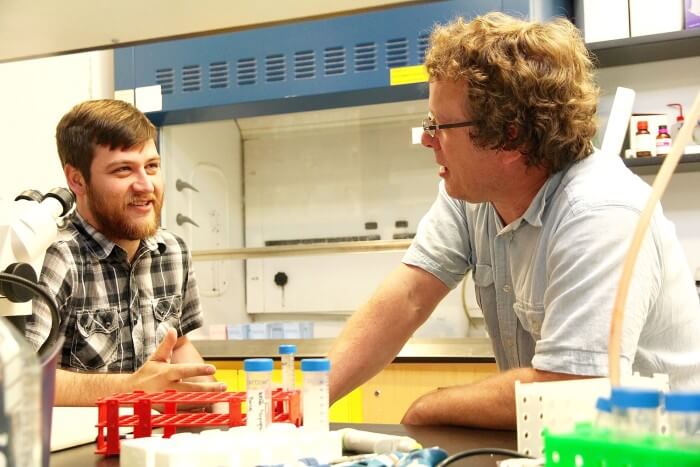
520, 168, 566, 228
71, 211, 166, 260
497, 165, 568, 233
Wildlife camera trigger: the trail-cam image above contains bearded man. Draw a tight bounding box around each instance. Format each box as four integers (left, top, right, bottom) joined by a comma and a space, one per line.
26, 99, 226, 406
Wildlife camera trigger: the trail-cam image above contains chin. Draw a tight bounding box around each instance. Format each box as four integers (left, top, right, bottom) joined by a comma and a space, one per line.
444, 183, 470, 202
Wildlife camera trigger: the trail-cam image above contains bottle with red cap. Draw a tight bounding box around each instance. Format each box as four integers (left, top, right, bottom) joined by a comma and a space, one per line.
635, 120, 653, 157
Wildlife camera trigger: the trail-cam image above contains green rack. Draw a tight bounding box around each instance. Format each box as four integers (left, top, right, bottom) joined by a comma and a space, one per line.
544, 423, 700, 467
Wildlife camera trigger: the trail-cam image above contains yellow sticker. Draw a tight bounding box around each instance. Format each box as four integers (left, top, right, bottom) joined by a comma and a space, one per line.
389, 65, 429, 86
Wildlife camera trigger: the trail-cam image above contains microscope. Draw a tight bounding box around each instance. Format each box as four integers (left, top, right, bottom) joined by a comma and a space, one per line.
0, 187, 74, 358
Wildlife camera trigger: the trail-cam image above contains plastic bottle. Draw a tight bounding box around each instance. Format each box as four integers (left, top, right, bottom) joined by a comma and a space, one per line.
664, 391, 700, 447
244, 358, 273, 431
301, 358, 330, 432
635, 121, 653, 157
667, 103, 685, 142
278, 344, 296, 392
0, 317, 42, 466
594, 396, 614, 430
655, 125, 672, 157
610, 387, 661, 437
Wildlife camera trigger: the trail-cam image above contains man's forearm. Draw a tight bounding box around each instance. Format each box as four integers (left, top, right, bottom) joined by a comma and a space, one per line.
328, 303, 415, 403
328, 265, 447, 403
402, 367, 590, 429
54, 369, 130, 406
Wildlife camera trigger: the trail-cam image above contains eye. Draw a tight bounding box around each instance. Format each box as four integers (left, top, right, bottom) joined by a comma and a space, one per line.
146, 162, 161, 173
113, 166, 130, 174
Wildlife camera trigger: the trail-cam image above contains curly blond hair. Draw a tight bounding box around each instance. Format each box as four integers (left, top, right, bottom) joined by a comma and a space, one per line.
425, 12, 598, 173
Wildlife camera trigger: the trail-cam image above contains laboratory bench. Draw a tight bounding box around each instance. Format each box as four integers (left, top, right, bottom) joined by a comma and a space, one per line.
49, 423, 517, 467
195, 338, 498, 424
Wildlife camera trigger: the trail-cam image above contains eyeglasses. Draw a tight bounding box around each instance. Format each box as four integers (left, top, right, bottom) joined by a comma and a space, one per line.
422, 113, 475, 138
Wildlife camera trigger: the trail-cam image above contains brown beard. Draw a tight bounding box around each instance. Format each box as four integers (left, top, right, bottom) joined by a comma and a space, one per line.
86, 184, 163, 241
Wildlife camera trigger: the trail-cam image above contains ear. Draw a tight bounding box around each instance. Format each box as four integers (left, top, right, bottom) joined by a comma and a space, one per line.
499, 149, 525, 166
64, 164, 87, 196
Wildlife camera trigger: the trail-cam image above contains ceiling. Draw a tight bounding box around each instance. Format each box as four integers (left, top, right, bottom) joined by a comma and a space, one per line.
0, 0, 414, 63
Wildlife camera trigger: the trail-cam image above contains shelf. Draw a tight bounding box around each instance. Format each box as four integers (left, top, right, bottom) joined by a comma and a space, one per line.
191, 238, 412, 261
623, 153, 700, 175
588, 28, 700, 68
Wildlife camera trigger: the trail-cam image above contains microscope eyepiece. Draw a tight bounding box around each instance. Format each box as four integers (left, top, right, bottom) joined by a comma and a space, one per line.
43, 188, 75, 217
14, 190, 43, 203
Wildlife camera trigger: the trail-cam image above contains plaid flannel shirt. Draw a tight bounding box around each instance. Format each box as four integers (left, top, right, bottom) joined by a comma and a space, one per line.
25, 212, 203, 372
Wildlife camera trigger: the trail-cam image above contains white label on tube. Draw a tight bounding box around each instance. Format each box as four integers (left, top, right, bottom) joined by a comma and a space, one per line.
247, 389, 267, 431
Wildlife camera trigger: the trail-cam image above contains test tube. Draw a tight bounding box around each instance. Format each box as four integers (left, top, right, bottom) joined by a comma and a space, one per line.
279, 344, 297, 392
244, 358, 273, 431
301, 358, 331, 432
665, 391, 700, 447
610, 387, 661, 437
594, 396, 614, 431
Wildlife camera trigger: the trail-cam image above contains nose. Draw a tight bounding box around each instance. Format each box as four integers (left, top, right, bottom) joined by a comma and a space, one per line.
421, 131, 440, 150
132, 169, 155, 193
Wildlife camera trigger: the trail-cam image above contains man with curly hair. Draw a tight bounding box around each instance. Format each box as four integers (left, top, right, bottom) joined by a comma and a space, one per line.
328, 12, 700, 428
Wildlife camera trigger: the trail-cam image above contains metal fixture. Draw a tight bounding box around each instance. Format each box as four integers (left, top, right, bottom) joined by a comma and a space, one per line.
175, 179, 200, 192
176, 213, 199, 227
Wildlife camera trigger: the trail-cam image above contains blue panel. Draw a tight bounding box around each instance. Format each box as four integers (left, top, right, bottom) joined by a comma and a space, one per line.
114, 47, 134, 91
115, 0, 570, 124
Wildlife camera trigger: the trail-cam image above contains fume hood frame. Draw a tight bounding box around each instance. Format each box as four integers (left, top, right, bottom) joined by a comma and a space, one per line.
114, 0, 571, 126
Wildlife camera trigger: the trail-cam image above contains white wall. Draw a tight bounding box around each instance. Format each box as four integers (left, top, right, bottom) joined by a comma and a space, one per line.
159, 121, 247, 327
0, 51, 114, 201
1, 0, 414, 62
239, 102, 477, 338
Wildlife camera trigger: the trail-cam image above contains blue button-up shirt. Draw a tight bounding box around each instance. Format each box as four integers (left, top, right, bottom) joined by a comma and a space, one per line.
404, 150, 700, 389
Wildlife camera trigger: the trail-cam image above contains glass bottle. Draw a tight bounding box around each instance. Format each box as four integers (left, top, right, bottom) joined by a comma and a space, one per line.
655, 125, 672, 157
594, 396, 614, 431
610, 387, 661, 437
665, 391, 700, 447
0, 317, 41, 466
635, 120, 653, 157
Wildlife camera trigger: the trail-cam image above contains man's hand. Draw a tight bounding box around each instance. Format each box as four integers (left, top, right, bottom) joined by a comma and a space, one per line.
127, 328, 226, 393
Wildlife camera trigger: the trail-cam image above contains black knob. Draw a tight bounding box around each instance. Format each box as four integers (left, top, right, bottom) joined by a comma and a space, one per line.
274, 272, 288, 287
0, 263, 38, 303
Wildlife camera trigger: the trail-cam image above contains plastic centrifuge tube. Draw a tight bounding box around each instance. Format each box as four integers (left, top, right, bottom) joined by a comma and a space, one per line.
610, 387, 661, 437
244, 358, 273, 431
301, 358, 331, 431
594, 396, 614, 430
665, 391, 700, 447
279, 344, 297, 392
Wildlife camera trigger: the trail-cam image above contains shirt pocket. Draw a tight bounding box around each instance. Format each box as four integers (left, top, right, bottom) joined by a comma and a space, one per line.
512, 300, 545, 340
152, 295, 183, 341
71, 307, 120, 370
472, 264, 495, 312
